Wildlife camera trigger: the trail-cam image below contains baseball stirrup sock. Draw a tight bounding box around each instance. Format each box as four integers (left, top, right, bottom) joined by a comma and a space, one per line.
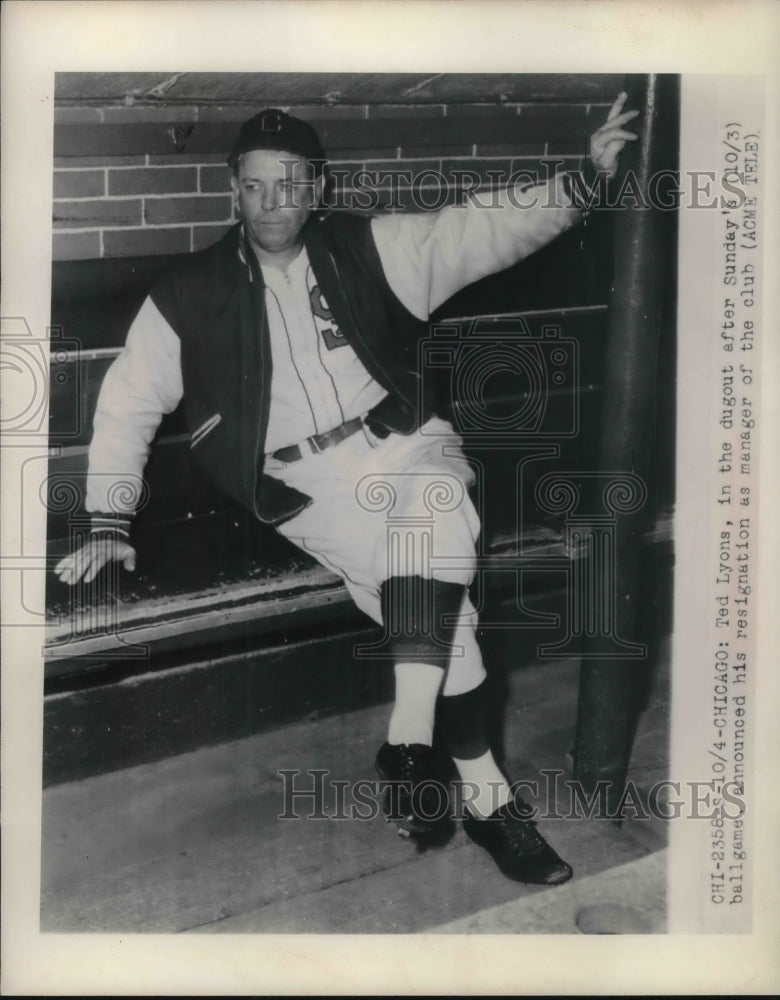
379, 576, 465, 667
387, 662, 444, 747
438, 679, 490, 760
439, 680, 513, 818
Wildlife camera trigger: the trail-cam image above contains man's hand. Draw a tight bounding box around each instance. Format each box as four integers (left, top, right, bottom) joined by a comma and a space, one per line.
590, 92, 640, 179
54, 536, 137, 586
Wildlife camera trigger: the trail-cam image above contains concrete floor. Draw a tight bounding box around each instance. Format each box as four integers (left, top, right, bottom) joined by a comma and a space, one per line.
40, 649, 669, 935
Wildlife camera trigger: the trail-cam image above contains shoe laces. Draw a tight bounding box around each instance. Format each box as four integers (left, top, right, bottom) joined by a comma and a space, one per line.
494, 804, 550, 853
392, 744, 440, 781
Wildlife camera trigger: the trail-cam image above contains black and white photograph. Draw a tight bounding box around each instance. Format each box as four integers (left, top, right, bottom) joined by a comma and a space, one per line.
40, 68, 678, 934
1, 1, 777, 995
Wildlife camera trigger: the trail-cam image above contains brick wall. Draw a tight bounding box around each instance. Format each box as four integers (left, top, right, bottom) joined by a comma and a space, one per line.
52, 99, 605, 261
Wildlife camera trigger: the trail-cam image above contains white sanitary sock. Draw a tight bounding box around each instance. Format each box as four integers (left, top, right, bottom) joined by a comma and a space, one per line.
387, 662, 444, 746
441, 603, 487, 696
452, 749, 513, 819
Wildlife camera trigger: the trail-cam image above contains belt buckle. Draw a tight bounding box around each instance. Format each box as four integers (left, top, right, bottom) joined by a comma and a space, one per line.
308, 434, 324, 455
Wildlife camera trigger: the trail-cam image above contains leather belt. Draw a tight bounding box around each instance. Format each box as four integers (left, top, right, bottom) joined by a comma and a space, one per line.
271, 416, 366, 463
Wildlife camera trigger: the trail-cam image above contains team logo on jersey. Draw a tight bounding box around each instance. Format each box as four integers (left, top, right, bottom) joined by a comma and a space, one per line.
309, 283, 347, 351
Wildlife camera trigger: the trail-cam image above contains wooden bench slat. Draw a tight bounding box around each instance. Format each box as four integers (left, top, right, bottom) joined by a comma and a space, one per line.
44, 527, 571, 675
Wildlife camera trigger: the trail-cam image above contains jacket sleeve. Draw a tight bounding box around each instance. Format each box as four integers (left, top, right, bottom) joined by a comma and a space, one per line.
370, 171, 582, 321
86, 295, 183, 536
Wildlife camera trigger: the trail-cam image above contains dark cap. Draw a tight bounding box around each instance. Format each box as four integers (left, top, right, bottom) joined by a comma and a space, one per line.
227, 108, 326, 170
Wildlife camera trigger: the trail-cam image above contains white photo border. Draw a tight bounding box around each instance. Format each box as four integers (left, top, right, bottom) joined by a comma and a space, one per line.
2, 0, 779, 994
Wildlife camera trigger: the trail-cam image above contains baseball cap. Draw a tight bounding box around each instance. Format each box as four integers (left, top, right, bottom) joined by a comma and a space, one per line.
227, 108, 326, 170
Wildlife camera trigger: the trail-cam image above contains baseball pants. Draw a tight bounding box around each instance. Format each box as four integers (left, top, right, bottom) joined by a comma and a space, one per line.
264, 415, 485, 695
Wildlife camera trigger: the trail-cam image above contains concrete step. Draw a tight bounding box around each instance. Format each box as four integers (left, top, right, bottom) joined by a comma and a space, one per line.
41, 654, 669, 934
189, 821, 655, 935
426, 849, 667, 934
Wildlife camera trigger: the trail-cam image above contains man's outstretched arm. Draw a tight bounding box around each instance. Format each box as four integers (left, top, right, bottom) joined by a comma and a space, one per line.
371, 93, 639, 320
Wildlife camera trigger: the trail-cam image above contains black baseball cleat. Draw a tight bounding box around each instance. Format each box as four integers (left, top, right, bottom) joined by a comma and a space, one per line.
375, 742, 449, 837
463, 799, 573, 885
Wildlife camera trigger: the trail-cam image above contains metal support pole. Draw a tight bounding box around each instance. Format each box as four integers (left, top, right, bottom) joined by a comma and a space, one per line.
572, 74, 674, 814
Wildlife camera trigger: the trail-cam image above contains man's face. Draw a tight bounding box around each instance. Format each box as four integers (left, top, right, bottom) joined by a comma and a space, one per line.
231, 149, 322, 260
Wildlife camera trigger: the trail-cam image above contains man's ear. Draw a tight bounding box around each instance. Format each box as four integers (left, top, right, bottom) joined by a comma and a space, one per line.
230, 171, 241, 218
314, 173, 325, 208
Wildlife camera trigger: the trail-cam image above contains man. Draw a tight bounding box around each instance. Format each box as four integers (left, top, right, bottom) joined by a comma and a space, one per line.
55, 94, 638, 885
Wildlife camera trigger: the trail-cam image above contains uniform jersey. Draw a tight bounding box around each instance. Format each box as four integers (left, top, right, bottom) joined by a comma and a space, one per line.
260, 247, 388, 453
